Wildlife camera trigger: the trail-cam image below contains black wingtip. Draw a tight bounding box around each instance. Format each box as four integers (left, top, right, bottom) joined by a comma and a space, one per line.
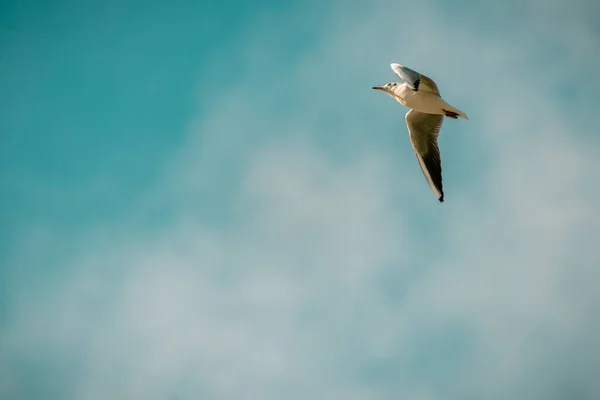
438, 194, 444, 203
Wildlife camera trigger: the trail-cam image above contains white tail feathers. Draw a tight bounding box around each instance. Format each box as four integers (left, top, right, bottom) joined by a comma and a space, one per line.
443, 107, 469, 120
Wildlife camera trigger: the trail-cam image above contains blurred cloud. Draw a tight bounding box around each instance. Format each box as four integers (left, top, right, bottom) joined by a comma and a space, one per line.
1, 0, 600, 399
2, 136, 407, 399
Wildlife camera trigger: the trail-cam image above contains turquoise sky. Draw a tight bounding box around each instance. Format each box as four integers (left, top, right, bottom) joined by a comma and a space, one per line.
2, 0, 600, 399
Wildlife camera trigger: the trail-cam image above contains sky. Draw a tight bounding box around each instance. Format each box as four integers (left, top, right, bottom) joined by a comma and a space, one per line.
1, 0, 600, 399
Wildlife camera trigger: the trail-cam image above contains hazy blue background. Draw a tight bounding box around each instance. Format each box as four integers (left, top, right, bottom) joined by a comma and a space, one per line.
1, 0, 599, 399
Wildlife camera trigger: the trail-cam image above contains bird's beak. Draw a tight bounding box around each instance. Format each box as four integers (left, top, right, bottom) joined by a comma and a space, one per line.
372, 86, 384, 91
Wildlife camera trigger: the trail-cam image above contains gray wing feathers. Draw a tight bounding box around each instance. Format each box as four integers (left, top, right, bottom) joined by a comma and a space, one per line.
391, 63, 421, 90
391, 63, 440, 95
405, 110, 445, 202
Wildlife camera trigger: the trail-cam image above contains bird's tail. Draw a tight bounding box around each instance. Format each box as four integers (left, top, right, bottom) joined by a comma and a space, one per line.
443, 105, 468, 120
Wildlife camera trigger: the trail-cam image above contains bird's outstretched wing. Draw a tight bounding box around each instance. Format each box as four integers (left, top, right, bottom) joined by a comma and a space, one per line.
405, 109, 445, 202
391, 63, 440, 95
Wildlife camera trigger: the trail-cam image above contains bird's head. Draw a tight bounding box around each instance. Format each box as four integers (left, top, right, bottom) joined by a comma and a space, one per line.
372, 82, 399, 95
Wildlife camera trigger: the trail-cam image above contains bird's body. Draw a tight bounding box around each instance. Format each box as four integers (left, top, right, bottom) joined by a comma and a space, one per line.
373, 63, 468, 202
390, 83, 467, 119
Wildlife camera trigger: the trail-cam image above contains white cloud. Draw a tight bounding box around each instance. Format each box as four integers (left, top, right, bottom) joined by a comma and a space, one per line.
2, 0, 600, 399
2, 136, 408, 400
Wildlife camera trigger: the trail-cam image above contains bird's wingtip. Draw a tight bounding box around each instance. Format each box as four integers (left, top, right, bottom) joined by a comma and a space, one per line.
438, 194, 444, 203
390, 63, 402, 70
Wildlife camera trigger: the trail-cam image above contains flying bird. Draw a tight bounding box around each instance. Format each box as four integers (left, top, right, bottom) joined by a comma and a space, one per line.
373, 63, 468, 202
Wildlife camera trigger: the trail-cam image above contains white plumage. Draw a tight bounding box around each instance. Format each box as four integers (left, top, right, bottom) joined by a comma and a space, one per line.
373, 63, 468, 202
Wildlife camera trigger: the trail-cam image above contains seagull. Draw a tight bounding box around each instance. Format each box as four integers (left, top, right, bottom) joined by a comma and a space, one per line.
373, 63, 468, 202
